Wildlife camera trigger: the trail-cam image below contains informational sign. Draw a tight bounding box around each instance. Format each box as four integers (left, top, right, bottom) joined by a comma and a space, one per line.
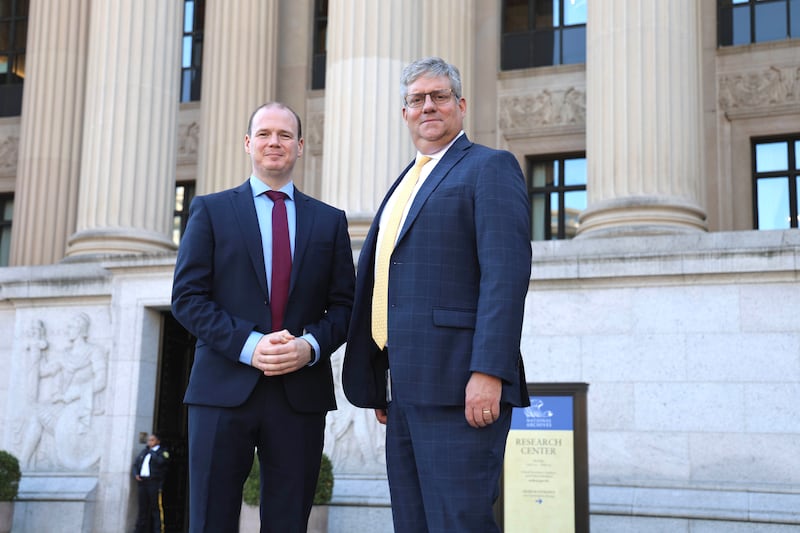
503, 395, 576, 533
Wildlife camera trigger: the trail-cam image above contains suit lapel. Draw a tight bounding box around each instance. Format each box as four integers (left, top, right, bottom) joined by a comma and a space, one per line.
232, 182, 270, 300
396, 135, 472, 245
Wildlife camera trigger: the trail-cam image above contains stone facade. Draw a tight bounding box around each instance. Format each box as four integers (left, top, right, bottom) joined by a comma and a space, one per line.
0, 1, 798, 532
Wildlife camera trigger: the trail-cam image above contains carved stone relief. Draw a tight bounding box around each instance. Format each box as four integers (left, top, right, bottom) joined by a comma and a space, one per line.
718, 66, 800, 112
499, 86, 586, 132
306, 111, 325, 151
324, 350, 386, 475
0, 135, 19, 175
13, 312, 109, 472
177, 121, 200, 164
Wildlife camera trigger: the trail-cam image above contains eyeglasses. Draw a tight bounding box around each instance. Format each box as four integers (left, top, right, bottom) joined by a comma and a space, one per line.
404, 89, 456, 108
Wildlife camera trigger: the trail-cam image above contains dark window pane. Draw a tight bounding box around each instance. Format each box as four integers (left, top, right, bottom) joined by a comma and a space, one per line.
732, 4, 751, 45
0, 1, 10, 18
562, 25, 585, 64
0, 226, 10, 266
311, 0, 327, 89
0, 83, 22, 115
190, 70, 201, 101
756, 142, 788, 172
0, 195, 12, 267
17, 0, 28, 17
501, 33, 532, 70
534, 0, 555, 29
2, 197, 12, 219
532, 29, 558, 66
14, 18, 25, 47
755, 0, 788, 41
311, 52, 326, 90
719, 6, 734, 45
0, 22, 9, 49
757, 177, 790, 229
504, 0, 529, 32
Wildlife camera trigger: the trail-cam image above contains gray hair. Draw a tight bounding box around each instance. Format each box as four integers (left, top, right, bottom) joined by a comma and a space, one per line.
400, 57, 462, 104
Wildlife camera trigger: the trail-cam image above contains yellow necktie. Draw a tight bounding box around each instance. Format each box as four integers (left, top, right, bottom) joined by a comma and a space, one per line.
371, 156, 432, 349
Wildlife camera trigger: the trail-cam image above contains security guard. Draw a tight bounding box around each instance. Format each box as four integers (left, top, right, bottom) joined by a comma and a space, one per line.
132, 432, 170, 533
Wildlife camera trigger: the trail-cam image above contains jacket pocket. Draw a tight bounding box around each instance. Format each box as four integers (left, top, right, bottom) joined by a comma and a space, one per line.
432, 307, 477, 329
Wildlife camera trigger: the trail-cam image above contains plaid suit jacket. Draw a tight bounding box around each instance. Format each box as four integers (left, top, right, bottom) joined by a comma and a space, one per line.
344, 134, 531, 409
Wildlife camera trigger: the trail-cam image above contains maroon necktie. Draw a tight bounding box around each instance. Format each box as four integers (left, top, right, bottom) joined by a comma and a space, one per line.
266, 190, 291, 331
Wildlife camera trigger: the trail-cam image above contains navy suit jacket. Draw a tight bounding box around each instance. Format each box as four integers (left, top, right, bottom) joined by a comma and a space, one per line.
343, 134, 531, 409
171, 181, 355, 413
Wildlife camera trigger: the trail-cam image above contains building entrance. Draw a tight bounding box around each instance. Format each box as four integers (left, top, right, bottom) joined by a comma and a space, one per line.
155, 311, 195, 532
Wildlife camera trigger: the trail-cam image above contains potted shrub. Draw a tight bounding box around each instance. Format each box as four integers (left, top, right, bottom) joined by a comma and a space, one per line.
240, 453, 334, 533
0, 450, 21, 533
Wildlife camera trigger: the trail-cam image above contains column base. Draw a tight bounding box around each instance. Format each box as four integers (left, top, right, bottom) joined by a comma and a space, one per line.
65, 228, 176, 259
576, 196, 707, 238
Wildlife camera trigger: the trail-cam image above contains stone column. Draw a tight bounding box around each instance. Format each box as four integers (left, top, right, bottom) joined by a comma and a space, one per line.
66, 0, 181, 257
9, 0, 89, 266
577, 0, 707, 237
322, 1, 478, 234
195, 0, 278, 194
420, 0, 474, 135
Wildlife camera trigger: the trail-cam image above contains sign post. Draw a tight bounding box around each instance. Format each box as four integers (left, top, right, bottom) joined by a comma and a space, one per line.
498, 383, 589, 533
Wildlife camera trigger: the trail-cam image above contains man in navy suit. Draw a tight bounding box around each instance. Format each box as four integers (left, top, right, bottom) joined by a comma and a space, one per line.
172, 102, 355, 533
343, 57, 531, 532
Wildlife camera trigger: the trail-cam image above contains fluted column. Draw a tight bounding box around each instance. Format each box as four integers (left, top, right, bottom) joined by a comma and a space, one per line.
9, 0, 89, 265
420, 0, 474, 135
578, 0, 707, 237
321, 0, 424, 224
195, 0, 278, 194
66, 0, 181, 257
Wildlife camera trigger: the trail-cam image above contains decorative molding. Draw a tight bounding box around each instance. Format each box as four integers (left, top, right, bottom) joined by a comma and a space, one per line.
177, 121, 199, 164
306, 111, 325, 152
499, 87, 586, 135
718, 65, 800, 113
0, 135, 19, 175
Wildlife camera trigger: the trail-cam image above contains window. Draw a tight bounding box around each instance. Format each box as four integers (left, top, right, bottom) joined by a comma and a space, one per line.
0, 0, 28, 117
718, 0, 799, 46
311, 0, 327, 90
528, 155, 586, 240
753, 135, 800, 230
501, 0, 586, 70
181, 0, 205, 102
173, 181, 195, 245
0, 194, 13, 266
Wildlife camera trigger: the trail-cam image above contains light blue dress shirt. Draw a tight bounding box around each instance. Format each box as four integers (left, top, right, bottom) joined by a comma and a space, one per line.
239, 176, 321, 366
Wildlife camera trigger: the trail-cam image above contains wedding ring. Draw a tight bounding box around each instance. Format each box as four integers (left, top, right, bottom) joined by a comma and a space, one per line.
482, 409, 491, 414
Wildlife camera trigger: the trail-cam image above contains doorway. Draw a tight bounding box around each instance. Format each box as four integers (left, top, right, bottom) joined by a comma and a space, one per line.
155, 311, 195, 532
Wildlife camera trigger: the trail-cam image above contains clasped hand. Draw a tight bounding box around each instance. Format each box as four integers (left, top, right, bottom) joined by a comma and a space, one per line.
251, 330, 312, 376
